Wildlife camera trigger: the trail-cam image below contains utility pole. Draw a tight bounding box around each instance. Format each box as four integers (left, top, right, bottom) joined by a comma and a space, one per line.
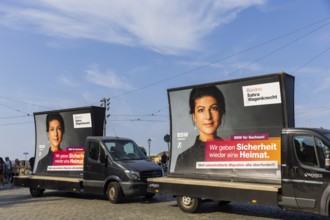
148, 138, 151, 159
100, 97, 110, 135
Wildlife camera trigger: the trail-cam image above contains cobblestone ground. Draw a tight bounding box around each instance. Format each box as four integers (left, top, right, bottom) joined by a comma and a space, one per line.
0, 183, 329, 220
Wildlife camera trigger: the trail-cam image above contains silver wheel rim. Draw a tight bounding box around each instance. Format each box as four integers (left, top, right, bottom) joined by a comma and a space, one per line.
109, 187, 115, 198
182, 196, 192, 207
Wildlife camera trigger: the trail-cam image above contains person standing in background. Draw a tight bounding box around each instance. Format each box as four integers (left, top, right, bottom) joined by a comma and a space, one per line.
29, 157, 35, 173
11, 159, 21, 185
5, 157, 12, 183
0, 157, 6, 189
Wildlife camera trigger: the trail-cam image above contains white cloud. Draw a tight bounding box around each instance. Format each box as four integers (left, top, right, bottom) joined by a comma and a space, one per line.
84, 65, 132, 89
57, 73, 78, 87
0, 0, 266, 55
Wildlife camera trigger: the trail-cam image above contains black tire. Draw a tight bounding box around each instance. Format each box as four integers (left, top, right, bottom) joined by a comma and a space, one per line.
29, 187, 45, 197
176, 195, 201, 213
107, 182, 123, 204
145, 192, 156, 199
217, 200, 231, 206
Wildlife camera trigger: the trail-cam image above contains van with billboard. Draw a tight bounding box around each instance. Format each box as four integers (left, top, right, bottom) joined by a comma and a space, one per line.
147, 72, 330, 217
14, 106, 163, 203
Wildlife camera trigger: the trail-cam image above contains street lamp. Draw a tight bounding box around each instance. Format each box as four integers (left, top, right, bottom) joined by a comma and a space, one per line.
148, 138, 151, 158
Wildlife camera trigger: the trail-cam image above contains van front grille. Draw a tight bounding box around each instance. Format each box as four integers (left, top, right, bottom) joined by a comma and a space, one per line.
140, 170, 163, 181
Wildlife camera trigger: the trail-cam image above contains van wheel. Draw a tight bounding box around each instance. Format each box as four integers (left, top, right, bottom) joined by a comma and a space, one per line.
176, 195, 201, 213
217, 200, 231, 206
30, 187, 45, 197
107, 182, 123, 204
145, 192, 155, 198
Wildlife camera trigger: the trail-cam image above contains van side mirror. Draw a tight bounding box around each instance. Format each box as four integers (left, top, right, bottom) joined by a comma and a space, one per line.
325, 156, 330, 170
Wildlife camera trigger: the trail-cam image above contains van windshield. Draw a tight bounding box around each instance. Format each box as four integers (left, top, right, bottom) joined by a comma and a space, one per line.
324, 132, 330, 141
104, 140, 148, 161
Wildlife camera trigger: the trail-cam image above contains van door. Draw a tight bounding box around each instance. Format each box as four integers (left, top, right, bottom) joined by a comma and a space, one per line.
289, 133, 330, 212
83, 140, 108, 194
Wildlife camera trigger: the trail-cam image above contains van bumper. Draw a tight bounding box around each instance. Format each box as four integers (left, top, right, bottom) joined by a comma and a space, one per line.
120, 181, 147, 197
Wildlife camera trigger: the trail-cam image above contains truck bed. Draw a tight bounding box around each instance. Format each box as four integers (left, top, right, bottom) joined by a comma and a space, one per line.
148, 177, 280, 191
14, 175, 83, 192
148, 177, 281, 205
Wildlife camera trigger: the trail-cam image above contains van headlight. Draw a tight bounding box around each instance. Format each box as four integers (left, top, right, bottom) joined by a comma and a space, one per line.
125, 170, 140, 180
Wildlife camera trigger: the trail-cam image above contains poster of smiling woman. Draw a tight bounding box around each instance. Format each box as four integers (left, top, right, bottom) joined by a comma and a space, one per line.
168, 72, 294, 184
33, 106, 105, 177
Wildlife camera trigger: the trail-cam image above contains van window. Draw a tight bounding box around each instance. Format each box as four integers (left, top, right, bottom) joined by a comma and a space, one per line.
123, 142, 134, 154
104, 140, 147, 161
88, 142, 105, 163
316, 137, 330, 168
89, 142, 99, 161
294, 135, 318, 166
294, 138, 304, 162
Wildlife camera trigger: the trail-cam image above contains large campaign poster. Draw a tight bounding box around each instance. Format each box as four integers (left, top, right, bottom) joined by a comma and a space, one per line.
168, 73, 294, 184
33, 106, 105, 177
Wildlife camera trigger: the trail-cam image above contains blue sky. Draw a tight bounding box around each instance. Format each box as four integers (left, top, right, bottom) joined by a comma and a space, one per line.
1, 0, 330, 160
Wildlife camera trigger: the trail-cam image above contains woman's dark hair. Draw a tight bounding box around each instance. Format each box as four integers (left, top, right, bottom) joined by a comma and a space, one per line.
46, 113, 65, 133
189, 85, 226, 116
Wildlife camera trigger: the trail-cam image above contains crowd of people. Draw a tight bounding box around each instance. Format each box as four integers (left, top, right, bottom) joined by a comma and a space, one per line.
0, 157, 22, 189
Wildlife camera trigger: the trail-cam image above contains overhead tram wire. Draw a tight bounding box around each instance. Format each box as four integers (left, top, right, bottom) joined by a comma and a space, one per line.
0, 102, 33, 126
12, 17, 323, 124
224, 21, 330, 78
290, 46, 330, 116
109, 16, 330, 100
298, 105, 330, 113
110, 106, 169, 122
0, 96, 52, 121
0, 115, 32, 120
0, 103, 32, 117
109, 119, 168, 123
0, 121, 33, 126
0, 96, 51, 110
106, 17, 330, 124
291, 46, 330, 74
111, 114, 168, 117
1, 16, 330, 118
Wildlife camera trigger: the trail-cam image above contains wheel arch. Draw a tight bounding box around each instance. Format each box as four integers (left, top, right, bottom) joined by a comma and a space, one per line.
320, 185, 330, 216
103, 175, 122, 195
